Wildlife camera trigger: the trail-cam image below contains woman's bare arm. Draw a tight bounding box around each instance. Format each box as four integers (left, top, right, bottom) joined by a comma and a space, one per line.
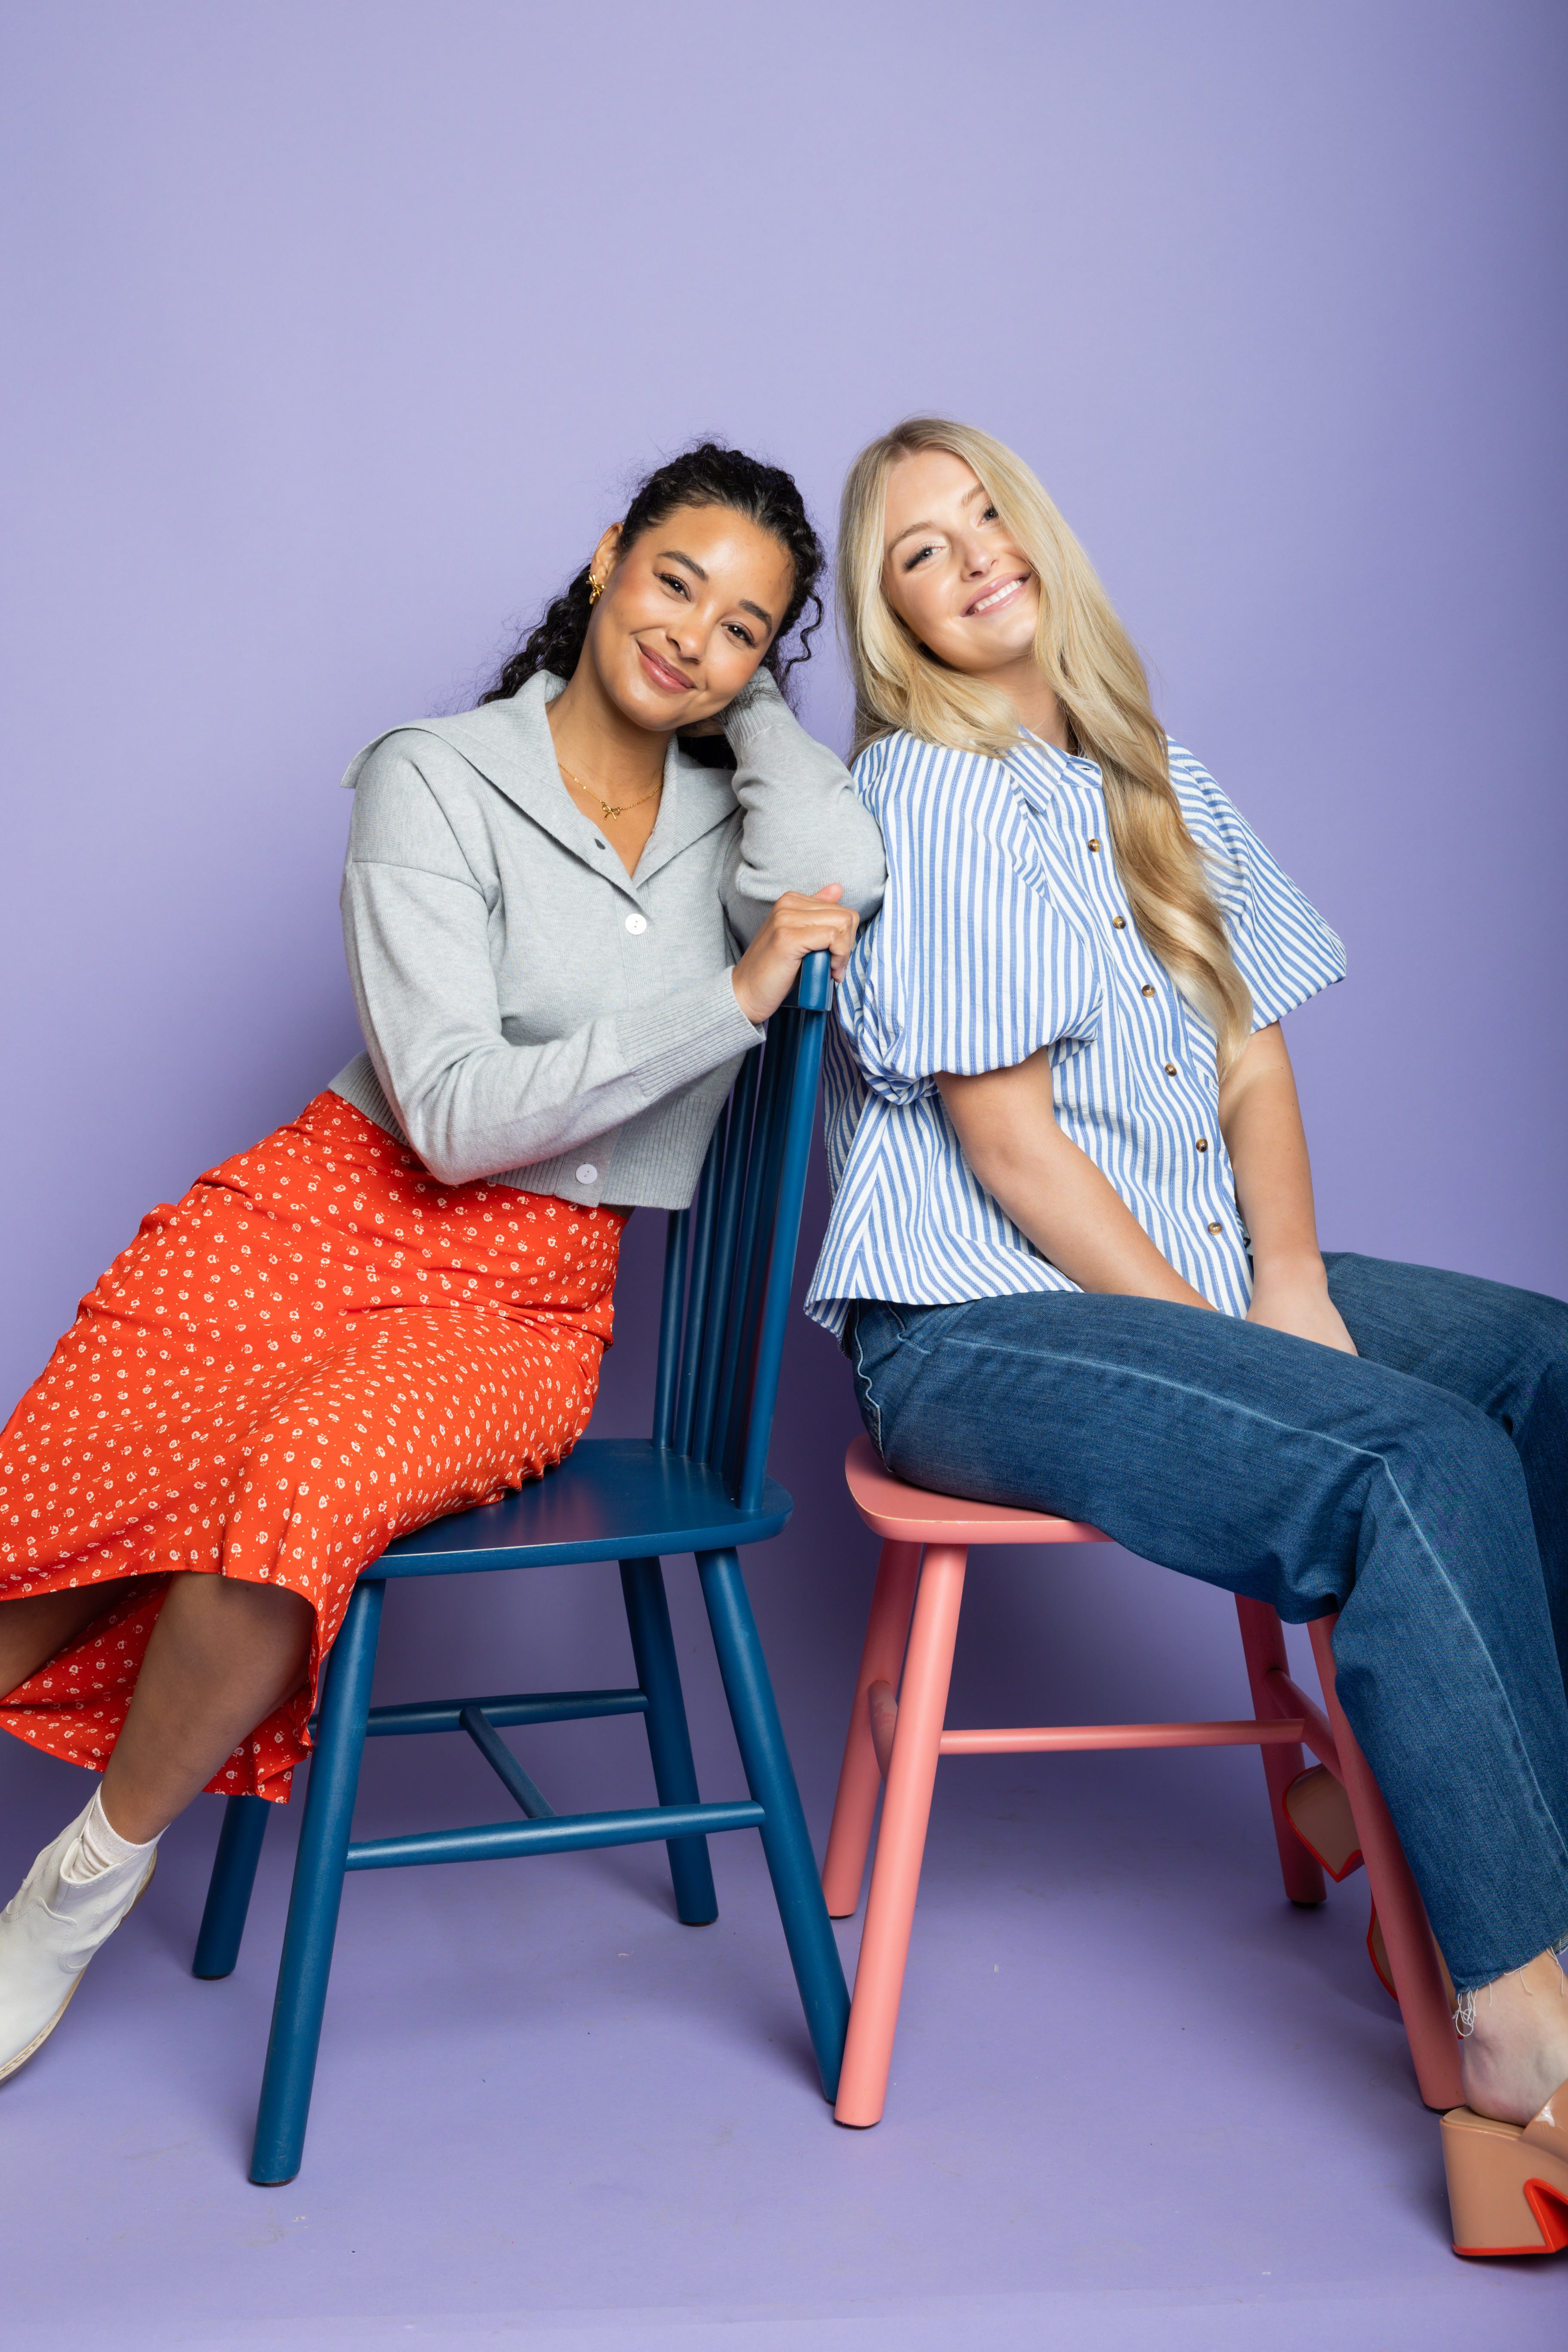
1216, 1021, 1356, 1352
940, 1029, 1357, 1351
936, 1054, 1215, 1309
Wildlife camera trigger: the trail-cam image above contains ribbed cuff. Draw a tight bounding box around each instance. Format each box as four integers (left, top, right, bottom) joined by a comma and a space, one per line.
329, 1054, 407, 1143
614, 965, 765, 1104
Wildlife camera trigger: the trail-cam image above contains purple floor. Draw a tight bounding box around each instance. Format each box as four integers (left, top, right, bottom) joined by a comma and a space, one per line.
6, 1687, 1564, 2350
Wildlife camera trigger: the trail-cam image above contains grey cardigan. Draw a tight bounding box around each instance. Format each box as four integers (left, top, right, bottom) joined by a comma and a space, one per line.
329, 668, 885, 1211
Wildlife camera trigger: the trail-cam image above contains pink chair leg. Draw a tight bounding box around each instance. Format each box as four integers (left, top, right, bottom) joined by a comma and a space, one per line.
1233, 1596, 1327, 1906
1308, 1616, 1463, 2111
834, 1543, 967, 2128
823, 1539, 922, 1919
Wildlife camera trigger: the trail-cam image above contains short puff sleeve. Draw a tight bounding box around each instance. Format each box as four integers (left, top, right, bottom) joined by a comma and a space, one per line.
835, 735, 1101, 1107
1168, 746, 1345, 1030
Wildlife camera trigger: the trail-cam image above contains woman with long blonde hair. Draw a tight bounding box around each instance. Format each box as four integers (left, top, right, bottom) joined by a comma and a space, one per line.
808, 417, 1568, 2255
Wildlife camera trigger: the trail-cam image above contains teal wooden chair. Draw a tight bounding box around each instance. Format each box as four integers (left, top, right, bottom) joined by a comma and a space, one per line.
192, 955, 849, 2184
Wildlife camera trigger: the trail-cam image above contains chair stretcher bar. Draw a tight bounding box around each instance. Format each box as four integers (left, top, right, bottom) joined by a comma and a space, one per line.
1257, 1664, 1341, 1779
344, 1798, 765, 1871
364, 1687, 648, 1736
866, 1678, 1314, 1778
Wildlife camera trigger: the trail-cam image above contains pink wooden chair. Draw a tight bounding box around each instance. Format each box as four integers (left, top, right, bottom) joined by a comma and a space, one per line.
823, 1432, 1462, 2128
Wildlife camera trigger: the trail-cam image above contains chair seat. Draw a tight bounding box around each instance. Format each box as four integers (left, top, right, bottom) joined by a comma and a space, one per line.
378, 1439, 791, 1577
843, 1433, 1108, 1549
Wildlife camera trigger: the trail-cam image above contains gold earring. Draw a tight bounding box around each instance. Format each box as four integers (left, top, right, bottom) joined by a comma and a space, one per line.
587, 572, 603, 605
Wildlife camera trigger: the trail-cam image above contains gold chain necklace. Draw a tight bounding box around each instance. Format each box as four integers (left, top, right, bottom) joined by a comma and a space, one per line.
557, 760, 663, 824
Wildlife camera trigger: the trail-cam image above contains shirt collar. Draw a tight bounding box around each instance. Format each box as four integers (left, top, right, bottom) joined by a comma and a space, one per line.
1006, 730, 1100, 812
343, 671, 739, 897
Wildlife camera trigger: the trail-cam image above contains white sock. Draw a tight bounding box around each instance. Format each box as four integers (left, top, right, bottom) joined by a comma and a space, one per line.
58, 1788, 162, 1886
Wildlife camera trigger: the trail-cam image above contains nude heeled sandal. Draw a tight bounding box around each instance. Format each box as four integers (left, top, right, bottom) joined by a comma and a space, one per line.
1283, 1763, 1362, 1880
1283, 1765, 1386, 1993
1442, 2082, 1568, 2256
1283, 1766, 1458, 2011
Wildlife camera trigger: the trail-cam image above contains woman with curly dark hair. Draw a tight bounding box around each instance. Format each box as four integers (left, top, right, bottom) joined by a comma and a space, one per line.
0, 441, 885, 2080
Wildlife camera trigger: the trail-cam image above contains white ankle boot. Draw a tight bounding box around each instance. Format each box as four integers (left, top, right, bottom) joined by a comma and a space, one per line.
0, 1793, 160, 2081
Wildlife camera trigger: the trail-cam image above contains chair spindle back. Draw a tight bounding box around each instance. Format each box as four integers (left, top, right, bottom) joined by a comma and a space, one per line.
649, 952, 831, 1512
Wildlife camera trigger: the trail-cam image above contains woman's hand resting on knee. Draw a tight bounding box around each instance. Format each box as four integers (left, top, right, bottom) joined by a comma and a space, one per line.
1246, 1267, 1358, 1354
731, 886, 859, 1025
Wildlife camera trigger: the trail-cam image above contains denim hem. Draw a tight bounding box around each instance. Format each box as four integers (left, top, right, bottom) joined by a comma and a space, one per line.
1449, 1921, 1568, 1999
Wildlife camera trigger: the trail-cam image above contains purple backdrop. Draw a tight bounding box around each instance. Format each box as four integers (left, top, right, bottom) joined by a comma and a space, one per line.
3, 0, 1565, 1819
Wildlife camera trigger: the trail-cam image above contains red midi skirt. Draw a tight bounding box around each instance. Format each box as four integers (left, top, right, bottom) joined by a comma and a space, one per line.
0, 1093, 624, 1801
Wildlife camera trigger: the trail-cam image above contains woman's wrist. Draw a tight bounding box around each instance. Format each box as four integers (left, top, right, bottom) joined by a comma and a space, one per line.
1246, 1259, 1357, 1353
1250, 1247, 1329, 1295
730, 963, 767, 1027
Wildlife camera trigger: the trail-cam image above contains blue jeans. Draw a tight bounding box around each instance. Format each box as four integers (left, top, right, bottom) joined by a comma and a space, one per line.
845, 1254, 1568, 1991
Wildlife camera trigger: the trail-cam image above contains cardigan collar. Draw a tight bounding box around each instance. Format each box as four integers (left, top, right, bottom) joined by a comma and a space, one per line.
340, 672, 740, 897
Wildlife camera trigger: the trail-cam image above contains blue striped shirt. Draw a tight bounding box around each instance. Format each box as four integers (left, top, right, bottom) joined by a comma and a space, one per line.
805, 731, 1344, 1335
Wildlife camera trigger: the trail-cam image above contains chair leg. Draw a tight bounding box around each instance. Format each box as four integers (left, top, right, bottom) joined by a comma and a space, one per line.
193, 1793, 273, 1978
620, 1556, 719, 1926
1308, 1615, 1463, 2112
695, 1546, 850, 2103
1233, 1596, 1326, 1907
248, 1578, 385, 2186
835, 1542, 967, 2129
823, 1540, 922, 1920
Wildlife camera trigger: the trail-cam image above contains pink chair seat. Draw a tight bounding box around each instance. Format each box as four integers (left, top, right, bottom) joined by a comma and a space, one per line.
844, 1433, 1108, 1547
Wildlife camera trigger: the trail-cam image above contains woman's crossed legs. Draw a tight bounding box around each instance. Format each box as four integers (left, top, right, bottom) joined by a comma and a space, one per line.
0, 1296, 601, 2078
0, 1576, 312, 1844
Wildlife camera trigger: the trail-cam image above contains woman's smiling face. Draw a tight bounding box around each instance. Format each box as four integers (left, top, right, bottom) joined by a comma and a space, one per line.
879, 446, 1040, 677
585, 502, 796, 732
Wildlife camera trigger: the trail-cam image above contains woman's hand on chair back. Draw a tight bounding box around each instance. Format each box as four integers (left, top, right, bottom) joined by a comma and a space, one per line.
731, 887, 858, 1024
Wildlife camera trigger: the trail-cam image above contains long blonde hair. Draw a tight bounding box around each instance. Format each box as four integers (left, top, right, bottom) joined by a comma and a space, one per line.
839, 416, 1252, 1072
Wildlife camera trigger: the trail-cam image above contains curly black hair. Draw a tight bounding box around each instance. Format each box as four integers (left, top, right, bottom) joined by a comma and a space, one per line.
479, 441, 826, 708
